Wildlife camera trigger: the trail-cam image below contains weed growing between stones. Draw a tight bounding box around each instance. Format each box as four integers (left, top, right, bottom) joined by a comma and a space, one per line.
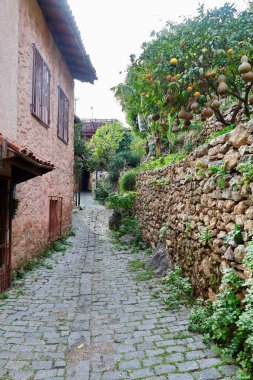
198, 227, 213, 247
189, 240, 253, 379
69, 227, 76, 237
157, 267, 194, 310
0, 292, 9, 300
205, 124, 236, 143
53, 240, 68, 252
108, 190, 149, 252
129, 259, 145, 271
128, 259, 154, 281
12, 234, 72, 282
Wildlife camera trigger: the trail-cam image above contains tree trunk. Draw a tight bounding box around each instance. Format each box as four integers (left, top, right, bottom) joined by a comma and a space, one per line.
154, 131, 162, 158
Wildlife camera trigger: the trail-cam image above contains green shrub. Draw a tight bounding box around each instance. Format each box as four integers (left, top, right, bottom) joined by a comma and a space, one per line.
161, 267, 194, 309
119, 170, 137, 192
237, 161, 253, 185
224, 224, 244, 245
108, 154, 126, 184
188, 262, 253, 379
118, 216, 142, 244
94, 179, 113, 203
108, 191, 137, 212
108, 151, 141, 186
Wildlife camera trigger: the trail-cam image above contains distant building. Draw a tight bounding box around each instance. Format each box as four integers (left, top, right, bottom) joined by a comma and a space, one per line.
81, 119, 117, 140
0, 0, 96, 292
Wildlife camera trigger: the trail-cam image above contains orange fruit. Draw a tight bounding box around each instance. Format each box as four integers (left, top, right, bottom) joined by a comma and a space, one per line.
227, 49, 233, 55
194, 91, 201, 98
167, 75, 172, 81
187, 86, 193, 92
171, 76, 177, 82
145, 73, 152, 79
170, 58, 178, 65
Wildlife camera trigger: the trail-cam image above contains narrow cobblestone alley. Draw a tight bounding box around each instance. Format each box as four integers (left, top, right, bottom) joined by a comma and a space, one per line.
0, 195, 238, 380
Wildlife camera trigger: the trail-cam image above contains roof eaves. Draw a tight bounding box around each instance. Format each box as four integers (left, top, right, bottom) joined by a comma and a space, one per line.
37, 0, 97, 84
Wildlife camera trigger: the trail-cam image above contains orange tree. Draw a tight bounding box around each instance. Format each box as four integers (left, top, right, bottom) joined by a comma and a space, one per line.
113, 4, 253, 157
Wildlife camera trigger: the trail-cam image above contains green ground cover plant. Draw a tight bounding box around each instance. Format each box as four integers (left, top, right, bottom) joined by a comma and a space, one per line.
189, 239, 253, 379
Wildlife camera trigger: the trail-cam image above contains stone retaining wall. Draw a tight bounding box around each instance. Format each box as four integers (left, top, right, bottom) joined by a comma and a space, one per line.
135, 121, 253, 299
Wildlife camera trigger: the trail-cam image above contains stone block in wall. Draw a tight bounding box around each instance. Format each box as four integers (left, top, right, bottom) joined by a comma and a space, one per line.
244, 219, 253, 232
233, 201, 249, 215
234, 245, 246, 262
238, 154, 253, 165
224, 246, 234, 261
208, 132, 230, 147
235, 214, 246, 226
224, 148, 241, 170
229, 124, 250, 148
245, 206, 253, 219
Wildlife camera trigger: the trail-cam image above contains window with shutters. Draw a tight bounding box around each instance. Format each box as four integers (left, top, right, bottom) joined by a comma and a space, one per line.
31, 44, 50, 127
57, 86, 69, 144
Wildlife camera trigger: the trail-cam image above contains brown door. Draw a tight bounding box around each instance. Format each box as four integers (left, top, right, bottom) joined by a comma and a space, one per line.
49, 196, 62, 245
0, 178, 11, 293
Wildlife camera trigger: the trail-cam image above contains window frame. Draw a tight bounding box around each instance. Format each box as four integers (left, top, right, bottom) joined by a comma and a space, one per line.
57, 86, 69, 145
31, 44, 51, 127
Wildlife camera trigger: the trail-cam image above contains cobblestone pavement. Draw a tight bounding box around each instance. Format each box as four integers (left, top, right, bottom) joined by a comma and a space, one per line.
0, 194, 238, 380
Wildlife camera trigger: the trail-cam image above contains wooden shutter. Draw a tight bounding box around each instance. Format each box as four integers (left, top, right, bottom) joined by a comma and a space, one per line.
57, 87, 63, 140
42, 63, 50, 125
63, 96, 69, 143
57, 87, 69, 143
32, 45, 50, 126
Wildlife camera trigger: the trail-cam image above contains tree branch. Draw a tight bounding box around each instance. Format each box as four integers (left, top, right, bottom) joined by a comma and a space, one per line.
231, 101, 243, 124
244, 81, 253, 118
212, 107, 230, 126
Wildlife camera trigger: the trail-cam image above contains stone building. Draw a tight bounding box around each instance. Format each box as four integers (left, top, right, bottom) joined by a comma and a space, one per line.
0, 0, 96, 292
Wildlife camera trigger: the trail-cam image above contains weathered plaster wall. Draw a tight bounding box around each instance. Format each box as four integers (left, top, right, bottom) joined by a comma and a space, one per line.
135, 122, 253, 299
0, 0, 19, 141
11, 0, 74, 267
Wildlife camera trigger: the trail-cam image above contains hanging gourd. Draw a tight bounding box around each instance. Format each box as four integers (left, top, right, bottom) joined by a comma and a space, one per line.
202, 102, 214, 118
191, 101, 200, 112
166, 92, 174, 104
201, 111, 207, 122
186, 112, 193, 120
241, 71, 253, 83
151, 114, 160, 121
238, 56, 251, 74
183, 119, 191, 129
178, 107, 187, 119
211, 95, 221, 109
217, 75, 228, 95
198, 80, 207, 89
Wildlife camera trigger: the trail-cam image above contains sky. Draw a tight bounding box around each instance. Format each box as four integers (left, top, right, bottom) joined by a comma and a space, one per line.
68, 0, 248, 125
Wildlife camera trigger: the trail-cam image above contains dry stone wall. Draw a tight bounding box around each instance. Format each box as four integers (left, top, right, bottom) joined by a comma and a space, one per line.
135, 121, 253, 299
